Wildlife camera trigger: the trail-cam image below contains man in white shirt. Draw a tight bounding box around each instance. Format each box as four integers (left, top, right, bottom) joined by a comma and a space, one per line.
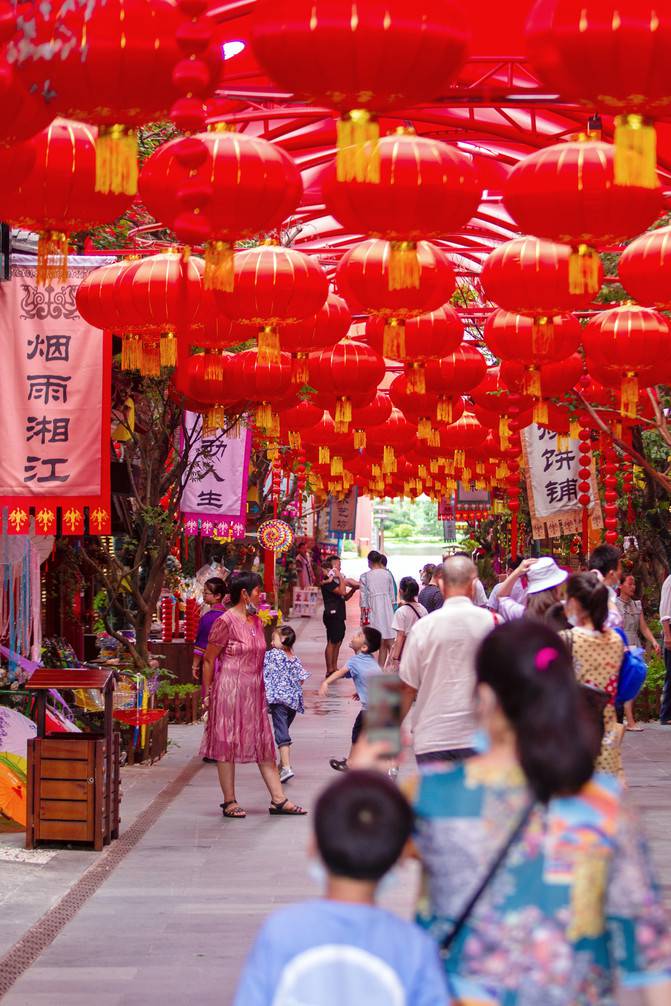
659, 572, 671, 724
399, 554, 495, 763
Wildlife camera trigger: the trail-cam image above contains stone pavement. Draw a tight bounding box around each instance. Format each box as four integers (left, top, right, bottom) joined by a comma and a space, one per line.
0, 601, 668, 1004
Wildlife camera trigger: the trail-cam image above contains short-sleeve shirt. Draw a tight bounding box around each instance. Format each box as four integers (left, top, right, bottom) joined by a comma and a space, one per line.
392, 602, 427, 635
233, 900, 449, 1006
345, 652, 379, 709
413, 761, 671, 1004
263, 649, 310, 712
322, 577, 345, 621
616, 597, 643, 647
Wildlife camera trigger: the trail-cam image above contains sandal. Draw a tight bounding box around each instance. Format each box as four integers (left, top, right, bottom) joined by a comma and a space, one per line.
269, 799, 307, 816
221, 801, 246, 818
626, 725, 644, 732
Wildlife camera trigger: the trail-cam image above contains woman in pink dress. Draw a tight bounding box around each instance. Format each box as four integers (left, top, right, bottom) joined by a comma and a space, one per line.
200, 572, 307, 819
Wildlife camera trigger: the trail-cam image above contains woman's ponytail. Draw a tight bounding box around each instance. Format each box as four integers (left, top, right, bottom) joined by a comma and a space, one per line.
566, 572, 609, 631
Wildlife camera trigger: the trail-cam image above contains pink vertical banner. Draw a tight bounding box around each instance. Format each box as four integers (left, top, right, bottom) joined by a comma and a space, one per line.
180, 412, 251, 538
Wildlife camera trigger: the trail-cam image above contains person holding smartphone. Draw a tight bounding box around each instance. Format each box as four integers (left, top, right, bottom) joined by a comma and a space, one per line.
321, 555, 359, 678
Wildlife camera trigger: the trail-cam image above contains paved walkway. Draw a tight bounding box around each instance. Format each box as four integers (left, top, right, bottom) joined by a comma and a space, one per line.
0, 602, 669, 1004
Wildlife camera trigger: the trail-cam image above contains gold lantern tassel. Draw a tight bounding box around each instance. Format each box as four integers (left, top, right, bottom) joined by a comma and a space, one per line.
383, 318, 406, 359
336, 109, 380, 183
335, 396, 352, 429
258, 325, 281, 365
271, 413, 280, 439
569, 245, 601, 295
418, 417, 432, 441
205, 350, 224, 381
122, 333, 142, 371
523, 366, 542, 398
533, 400, 549, 425
430, 460, 439, 474
371, 463, 381, 479
383, 445, 396, 473
330, 455, 344, 476
454, 449, 465, 469
95, 125, 138, 196
429, 429, 440, 448
614, 114, 658, 189
255, 402, 274, 432
388, 241, 421, 291
288, 431, 301, 450
140, 339, 161, 377
205, 405, 226, 432
354, 428, 366, 449
406, 363, 426, 394
476, 462, 485, 475
497, 462, 509, 480
204, 241, 235, 291
462, 467, 471, 482
418, 464, 428, 480
228, 418, 241, 439
557, 434, 569, 452
160, 331, 177, 367
292, 354, 309, 385
531, 317, 553, 355
437, 397, 453, 424
499, 416, 511, 451
36, 231, 68, 286
569, 420, 581, 440
319, 445, 331, 465
620, 373, 639, 419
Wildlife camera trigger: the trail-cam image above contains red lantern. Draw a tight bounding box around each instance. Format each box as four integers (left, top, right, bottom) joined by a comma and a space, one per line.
236, 349, 294, 435
425, 343, 487, 421
389, 374, 464, 442
140, 130, 302, 290
582, 304, 670, 417
484, 309, 582, 398
337, 239, 454, 348
500, 354, 584, 426
323, 131, 481, 289
0, 119, 132, 284
618, 226, 671, 308
281, 293, 352, 384
76, 260, 133, 332
526, 0, 671, 188
344, 392, 393, 449
503, 139, 662, 293
214, 245, 329, 364
279, 400, 323, 451
249, 0, 469, 181
308, 340, 385, 431
470, 367, 534, 451
367, 408, 416, 473
11, 0, 221, 194
365, 303, 462, 391
0, 55, 53, 147
181, 352, 243, 430
115, 251, 204, 373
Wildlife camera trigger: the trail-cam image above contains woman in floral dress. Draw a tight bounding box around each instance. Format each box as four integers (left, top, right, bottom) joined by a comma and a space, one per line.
410, 620, 671, 1006
561, 572, 625, 777
200, 572, 306, 819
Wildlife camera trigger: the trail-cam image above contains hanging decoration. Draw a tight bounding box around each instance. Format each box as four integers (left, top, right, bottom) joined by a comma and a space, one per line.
180, 412, 251, 539
577, 428, 592, 556
365, 304, 463, 389
0, 258, 112, 535
308, 340, 385, 431
601, 439, 619, 546
258, 519, 294, 555
249, 0, 469, 181
281, 293, 352, 385
618, 225, 671, 308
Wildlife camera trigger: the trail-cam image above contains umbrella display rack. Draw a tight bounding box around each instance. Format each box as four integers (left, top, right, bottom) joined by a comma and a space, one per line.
25, 668, 120, 851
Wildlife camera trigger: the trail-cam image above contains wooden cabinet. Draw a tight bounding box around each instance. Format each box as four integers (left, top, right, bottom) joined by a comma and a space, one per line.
25, 669, 120, 851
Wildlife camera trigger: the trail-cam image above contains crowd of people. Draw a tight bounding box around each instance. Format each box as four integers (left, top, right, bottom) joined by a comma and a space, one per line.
190, 543, 671, 1004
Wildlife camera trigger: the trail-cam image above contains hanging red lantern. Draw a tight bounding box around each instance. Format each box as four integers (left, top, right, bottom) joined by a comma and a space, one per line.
365, 303, 462, 391
180, 352, 243, 430
0, 54, 53, 147
484, 309, 582, 398
582, 304, 670, 418
0, 118, 132, 284
323, 130, 481, 289
281, 293, 352, 384
503, 138, 662, 293
308, 340, 385, 431
337, 239, 454, 351
11, 0, 221, 195
435, 411, 487, 469
115, 250, 204, 373
500, 354, 584, 426
279, 400, 323, 451
618, 225, 671, 308
389, 374, 464, 442
236, 348, 294, 435
578, 428, 593, 554
214, 244, 329, 365
425, 343, 487, 421
249, 0, 469, 181
76, 260, 134, 333
343, 392, 392, 449
526, 0, 671, 188
140, 129, 302, 290
367, 408, 416, 474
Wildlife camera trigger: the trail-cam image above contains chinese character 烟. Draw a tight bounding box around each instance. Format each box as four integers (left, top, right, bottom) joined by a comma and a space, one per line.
26, 334, 71, 362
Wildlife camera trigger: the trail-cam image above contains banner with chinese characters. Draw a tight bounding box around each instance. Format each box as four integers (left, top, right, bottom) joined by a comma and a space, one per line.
328, 490, 358, 539
0, 259, 112, 535
522, 424, 603, 540
180, 412, 251, 539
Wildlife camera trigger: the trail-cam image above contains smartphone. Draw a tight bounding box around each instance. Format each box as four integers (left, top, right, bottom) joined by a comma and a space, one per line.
365, 673, 403, 756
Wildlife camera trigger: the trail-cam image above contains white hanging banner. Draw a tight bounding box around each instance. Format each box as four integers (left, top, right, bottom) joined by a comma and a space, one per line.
180, 412, 251, 539
522, 424, 602, 540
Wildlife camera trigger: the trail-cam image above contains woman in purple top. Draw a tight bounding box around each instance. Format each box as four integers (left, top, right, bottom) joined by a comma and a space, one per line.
191, 577, 228, 683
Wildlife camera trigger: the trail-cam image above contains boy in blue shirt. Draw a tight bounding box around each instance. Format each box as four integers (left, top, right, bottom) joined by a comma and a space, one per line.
319, 626, 382, 773
233, 771, 448, 1006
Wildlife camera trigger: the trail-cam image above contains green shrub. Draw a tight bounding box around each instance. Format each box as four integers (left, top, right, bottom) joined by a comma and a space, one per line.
156, 683, 200, 700
388, 524, 414, 539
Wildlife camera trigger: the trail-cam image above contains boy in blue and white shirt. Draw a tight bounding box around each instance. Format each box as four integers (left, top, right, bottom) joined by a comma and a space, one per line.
263, 626, 310, 783
319, 626, 382, 772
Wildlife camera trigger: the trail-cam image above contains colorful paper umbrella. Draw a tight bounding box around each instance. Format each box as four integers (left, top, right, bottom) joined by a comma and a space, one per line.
0, 706, 36, 758
0, 754, 27, 827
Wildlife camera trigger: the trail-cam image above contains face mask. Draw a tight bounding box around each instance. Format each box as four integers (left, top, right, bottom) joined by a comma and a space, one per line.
246, 602, 258, 615
567, 613, 579, 627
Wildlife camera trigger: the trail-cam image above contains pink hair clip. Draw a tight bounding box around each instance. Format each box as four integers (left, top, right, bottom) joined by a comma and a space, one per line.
535, 647, 559, 671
